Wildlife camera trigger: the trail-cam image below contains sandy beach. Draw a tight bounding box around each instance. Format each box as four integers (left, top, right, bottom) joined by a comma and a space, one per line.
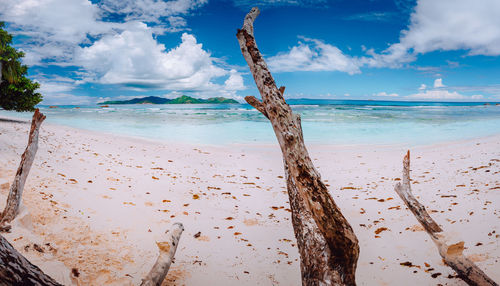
0, 118, 499, 285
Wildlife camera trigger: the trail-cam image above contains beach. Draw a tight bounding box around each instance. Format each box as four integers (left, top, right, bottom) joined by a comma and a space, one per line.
0, 118, 499, 285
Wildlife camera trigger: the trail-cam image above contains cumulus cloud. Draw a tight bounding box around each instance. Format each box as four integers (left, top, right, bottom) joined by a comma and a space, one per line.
272, 0, 500, 72
76, 27, 245, 96
408, 90, 483, 100
267, 37, 360, 75
78, 27, 222, 88
367, 0, 500, 67
1, 0, 245, 99
0, 0, 207, 65
224, 69, 245, 91
0, 0, 110, 65
408, 79, 483, 100
433, 78, 444, 88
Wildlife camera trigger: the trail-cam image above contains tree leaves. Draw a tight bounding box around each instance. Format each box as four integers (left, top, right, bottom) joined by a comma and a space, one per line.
0, 22, 42, 111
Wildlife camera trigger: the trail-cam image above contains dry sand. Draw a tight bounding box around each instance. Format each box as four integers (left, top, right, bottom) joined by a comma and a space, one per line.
0, 118, 499, 285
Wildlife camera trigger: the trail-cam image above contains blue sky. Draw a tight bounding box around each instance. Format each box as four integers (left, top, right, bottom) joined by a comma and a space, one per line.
2, 0, 500, 104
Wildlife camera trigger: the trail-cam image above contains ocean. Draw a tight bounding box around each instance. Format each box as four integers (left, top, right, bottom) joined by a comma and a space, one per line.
1, 100, 500, 145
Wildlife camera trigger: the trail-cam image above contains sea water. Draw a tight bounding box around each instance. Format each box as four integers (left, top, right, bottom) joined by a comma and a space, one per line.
1, 100, 500, 145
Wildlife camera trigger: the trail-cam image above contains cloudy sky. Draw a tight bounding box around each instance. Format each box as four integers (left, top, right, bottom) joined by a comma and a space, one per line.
2, 0, 500, 105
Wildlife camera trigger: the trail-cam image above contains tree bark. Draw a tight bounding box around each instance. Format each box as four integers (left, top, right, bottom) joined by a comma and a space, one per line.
141, 223, 184, 286
394, 151, 498, 286
237, 7, 359, 285
0, 234, 61, 285
0, 109, 45, 229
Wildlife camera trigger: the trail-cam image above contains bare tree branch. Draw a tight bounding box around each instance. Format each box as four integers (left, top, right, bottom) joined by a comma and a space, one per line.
244, 96, 268, 118
395, 151, 498, 286
237, 7, 359, 285
1, 109, 45, 230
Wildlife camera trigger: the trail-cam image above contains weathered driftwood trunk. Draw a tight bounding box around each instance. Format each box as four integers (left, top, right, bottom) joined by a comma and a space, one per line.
0, 109, 59, 285
0, 109, 45, 229
237, 7, 359, 285
141, 223, 184, 286
0, 234, 61, 285
395, 151, 498, 286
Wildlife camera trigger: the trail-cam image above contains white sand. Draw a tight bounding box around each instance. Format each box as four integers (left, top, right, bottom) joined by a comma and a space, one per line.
0, 118, 499, 285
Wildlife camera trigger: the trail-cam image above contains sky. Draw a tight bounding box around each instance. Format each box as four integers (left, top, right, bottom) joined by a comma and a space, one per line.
1, 0, 500, 105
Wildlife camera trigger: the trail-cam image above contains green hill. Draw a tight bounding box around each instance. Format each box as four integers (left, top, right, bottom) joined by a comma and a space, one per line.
169, 95, 205, 104
100, 96, 171, 105
204, 97, 239, 104
99, 95, 239, 105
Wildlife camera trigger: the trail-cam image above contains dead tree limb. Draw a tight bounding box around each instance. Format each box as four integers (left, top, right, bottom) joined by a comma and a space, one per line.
141, 222, 184, 286
237, 7, 359, 285
395, 151, 498, 286
0, 234, 61, 285
0, 109, 45, 229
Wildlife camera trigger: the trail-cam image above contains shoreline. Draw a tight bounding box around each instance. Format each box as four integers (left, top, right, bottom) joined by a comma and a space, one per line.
2, 114, 500, 150
0, 117, 499, 285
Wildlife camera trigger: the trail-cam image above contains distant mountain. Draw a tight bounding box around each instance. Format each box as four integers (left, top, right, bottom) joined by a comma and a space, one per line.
169, 95, 204, 104
99, 95, 238, 105
100, 96, 171, 105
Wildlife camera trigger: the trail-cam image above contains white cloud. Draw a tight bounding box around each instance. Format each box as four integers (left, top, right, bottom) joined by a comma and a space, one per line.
77, 27, 244, 96
34, 76, 96, 105
408, 90, 483, 100
360, 43, 416, 68
433, 78, 444, 88
1, 0, 245, 99
267, 0, 500, 72
267, 37, 360, 75
41, 93, 96, 105
224, 69, 245, 91
374, 92, 399, 97
99, 0, 207, 23
0, 0, 208, 65
419, 84, 427, 90
408, 78, 483, 100
366, 0, 500, 67
0, 0, 110, 65
38, 81, 75, 94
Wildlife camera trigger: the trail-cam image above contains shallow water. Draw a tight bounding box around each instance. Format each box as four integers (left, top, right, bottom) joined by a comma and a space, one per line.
1, 100, 500, 145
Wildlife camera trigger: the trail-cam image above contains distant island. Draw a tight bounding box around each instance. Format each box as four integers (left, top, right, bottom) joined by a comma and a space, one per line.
99, 95, 239, 105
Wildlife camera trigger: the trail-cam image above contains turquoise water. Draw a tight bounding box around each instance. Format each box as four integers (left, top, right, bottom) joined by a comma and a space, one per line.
1, 100, 500, 145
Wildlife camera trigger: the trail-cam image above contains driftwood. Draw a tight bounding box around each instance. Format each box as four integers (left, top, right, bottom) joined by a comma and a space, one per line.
0, 232, 61, 285
237, 7, 359, 285
0, 110, 184, 285
141, 222, 184, 286
0, 109, 60, 285
0, 108, 45, 229
395, 151, 498, 286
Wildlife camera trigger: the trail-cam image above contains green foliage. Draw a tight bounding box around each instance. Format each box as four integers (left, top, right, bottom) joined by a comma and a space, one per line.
204, 97, 238, 104
99, 95, 239, 105
0, 22, 42, 111
169, 95, 204, 104
101, 96, 172, 105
